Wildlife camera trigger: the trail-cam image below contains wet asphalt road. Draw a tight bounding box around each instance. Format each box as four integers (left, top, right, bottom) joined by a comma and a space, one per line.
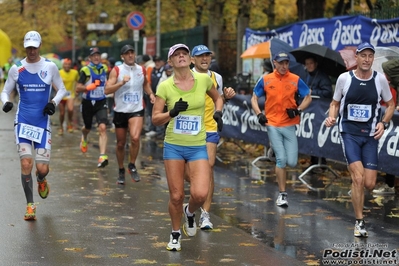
0, 106, 398, 266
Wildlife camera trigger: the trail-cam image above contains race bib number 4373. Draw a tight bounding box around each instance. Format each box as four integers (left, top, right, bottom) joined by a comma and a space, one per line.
173, 115, 201, 135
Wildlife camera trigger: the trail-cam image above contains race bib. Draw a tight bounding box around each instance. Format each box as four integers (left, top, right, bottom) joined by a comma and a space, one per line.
347, 104, 371, 122
173, 115, 201, 135
91, 86, 105, 98
18, 123, 44, 143
123, 92, 139, 104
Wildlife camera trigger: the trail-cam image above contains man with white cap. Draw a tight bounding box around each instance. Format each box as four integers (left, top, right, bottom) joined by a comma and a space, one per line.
325, 42, 395, 237
1, 30, 67, 220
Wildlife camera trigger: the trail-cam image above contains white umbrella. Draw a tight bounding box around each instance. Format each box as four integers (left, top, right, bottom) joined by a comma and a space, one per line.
372, 46, 399, 74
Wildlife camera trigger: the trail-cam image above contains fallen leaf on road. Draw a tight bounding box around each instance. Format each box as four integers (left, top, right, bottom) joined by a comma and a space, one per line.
84, 254, 102, 258
282, 214, 302, 219
387, 212, 399, 218
64, 247, 85, 252
239, 242, 257, 246
285, 224, 299, 227
324, 216, 341, 220
109, 253, 129, 258
251, 198, 272, 202
133, 259, 157, 264
220, 258, 236, 262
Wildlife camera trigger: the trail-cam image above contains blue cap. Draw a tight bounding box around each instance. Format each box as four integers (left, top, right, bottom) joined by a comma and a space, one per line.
273, 51, 290, 62
356, 42, 375, 54
191, 45, 212, 56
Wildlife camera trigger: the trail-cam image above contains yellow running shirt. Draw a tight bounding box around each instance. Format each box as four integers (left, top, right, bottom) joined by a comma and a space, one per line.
59, 68, 79, 99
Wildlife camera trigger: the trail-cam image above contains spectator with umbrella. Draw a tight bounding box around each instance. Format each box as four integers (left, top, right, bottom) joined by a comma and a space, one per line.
300, 55, 333, 170
291, 44, 345, 171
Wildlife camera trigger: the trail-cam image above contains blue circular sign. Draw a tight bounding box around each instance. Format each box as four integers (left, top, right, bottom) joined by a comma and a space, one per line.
126, 11, 145, 30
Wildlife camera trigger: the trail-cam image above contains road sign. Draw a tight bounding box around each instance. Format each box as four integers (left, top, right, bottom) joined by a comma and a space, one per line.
133, 30, 139, 42
87, 23, 114, 31
126, 11, 145, 30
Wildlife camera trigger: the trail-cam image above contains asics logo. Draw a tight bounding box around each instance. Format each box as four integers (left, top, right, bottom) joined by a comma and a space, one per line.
359, 82, 367, 85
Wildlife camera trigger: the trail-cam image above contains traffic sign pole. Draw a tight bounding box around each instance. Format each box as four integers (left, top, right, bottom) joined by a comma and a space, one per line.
133, 30, 139, 52
126, 11, 146, 54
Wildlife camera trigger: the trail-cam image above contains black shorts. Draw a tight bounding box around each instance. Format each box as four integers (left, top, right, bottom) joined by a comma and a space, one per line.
80, 98, 108, 130
113, 109, 145, 128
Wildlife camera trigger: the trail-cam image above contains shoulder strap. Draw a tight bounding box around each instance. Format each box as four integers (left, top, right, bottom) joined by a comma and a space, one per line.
210, 71, 219, 90
114, 66, 119, 78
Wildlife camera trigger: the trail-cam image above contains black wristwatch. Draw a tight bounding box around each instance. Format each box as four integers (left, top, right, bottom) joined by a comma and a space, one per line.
382, 122, 389, 130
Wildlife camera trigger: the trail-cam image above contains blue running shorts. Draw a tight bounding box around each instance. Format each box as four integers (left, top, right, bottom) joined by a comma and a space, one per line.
340, 133, 378, 170
163, 142, 208, 162
206, 132, 220, 144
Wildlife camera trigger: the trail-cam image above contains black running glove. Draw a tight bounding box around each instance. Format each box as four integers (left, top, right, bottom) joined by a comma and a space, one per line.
2, 102, 13, 113
43, 102, 56, 116
213, 110, 223, 132
257, 113, 267, 125
169, 98, 188, 118
286, 108, 300, 119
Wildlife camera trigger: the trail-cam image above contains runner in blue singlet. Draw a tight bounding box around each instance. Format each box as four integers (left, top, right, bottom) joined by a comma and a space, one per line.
1, 31, 67, 220
325, 42, 395, 237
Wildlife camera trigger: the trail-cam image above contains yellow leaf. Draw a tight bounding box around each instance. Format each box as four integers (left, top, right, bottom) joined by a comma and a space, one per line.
251, 198, 272, 202
324, 216, 341, 220
84, 254, 102, 258
109, 253, 129, 258
219, 258, 236, 262
387, 212, 399, 218
133, 259, 157, 264
220, 207, 236, 211
64, 247, 85, 252
303, 259, 320, 265
239, 242, 258, 246
285, 224, 299, 227
152, 242, 167, 248
281, 214, 302, 219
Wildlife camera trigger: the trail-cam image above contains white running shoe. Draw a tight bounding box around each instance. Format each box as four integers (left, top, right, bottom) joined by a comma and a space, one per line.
199, 209, 213, 230
166, 232, 181, 251
372, 184, 395, 195
354, 220, 368, 237
182, 204, 197, 237
145, 131, 157, 137
276, 193, 288, 207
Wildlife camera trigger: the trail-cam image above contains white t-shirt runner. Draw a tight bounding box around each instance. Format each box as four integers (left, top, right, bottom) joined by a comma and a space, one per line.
113, 63, 146, 113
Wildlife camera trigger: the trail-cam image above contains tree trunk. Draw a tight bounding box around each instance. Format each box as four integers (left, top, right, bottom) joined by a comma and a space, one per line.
207, 1, 224, 53
334, 0, 346, 16
297, 0, 326, 21
264, 0, 276, 28
236, 0, 250, 74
